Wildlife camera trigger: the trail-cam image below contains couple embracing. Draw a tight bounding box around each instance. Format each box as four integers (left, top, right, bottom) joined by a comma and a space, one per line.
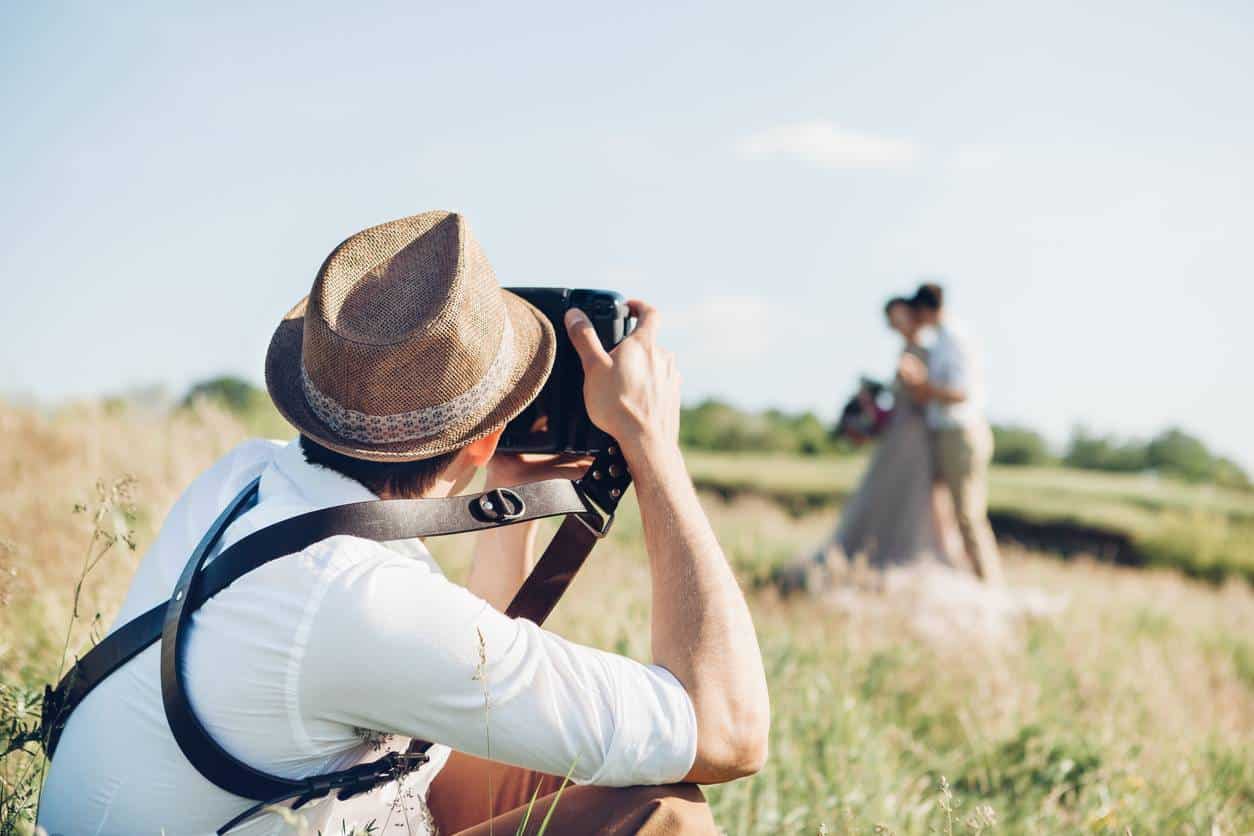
821, 283, 1003, 584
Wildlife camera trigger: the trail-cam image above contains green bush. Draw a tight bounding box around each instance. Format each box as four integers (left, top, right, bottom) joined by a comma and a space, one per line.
679, 399, 838, 456
992, 424, 1055, 466
1063, 429, 1150, 473
181, 375, 266, 414
1065, 426, 1250, 488
1147, 427, 1249, 487
181, 376, 293, 439
1212, 457, 1253, 491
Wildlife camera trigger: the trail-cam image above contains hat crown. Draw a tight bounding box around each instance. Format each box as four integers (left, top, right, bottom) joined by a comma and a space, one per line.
299, 210, 509, 418
313, 211, 465, 346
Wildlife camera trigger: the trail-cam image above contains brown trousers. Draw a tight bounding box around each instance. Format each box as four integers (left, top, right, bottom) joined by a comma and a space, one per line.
932, 422, 1004, 583
427, 752, 718, 835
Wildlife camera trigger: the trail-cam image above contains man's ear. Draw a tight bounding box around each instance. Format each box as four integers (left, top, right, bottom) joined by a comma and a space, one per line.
463, 429, 503, 468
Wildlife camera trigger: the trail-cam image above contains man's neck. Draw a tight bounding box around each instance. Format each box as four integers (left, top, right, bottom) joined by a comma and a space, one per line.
376, 472, 471, 501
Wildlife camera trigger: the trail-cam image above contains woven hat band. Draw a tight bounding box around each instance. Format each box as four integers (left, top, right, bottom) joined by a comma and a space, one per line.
299, 317, 517, 444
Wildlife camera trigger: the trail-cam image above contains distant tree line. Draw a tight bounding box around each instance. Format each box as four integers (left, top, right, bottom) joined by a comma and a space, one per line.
178, 378, 1250, 490
1059, 426, 1250, 488
678, 398, 1249, 489
991, 423, 1250, 487
678, 399, 842, 457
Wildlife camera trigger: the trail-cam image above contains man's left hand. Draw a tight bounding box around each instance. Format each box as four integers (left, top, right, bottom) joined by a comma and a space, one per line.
485, 453, 596, 490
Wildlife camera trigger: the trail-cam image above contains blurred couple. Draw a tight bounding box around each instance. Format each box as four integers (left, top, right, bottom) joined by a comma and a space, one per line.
813, 283, 1003, 584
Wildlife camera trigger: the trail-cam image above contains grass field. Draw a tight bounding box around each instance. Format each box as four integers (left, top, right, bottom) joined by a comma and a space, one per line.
684, 451, 1254, 585
2, 402, 1252, 834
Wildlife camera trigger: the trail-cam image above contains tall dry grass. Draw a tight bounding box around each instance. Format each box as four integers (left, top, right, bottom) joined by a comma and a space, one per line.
0, 401, 248, 684
1, 401, 1252, 834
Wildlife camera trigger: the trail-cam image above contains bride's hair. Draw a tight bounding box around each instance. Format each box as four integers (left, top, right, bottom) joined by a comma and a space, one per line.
884, 296, 912, 317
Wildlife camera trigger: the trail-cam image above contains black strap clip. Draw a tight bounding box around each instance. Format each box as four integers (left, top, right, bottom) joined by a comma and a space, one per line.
471, 488, 526, 523
293, 750, 429, 808
40, 683, 63, 747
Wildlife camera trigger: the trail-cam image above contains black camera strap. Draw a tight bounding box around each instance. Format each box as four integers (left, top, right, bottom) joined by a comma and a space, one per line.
41, 446, 632, 833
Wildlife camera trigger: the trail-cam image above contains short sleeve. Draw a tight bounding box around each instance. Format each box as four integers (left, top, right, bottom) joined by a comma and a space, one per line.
947, 332, 972, 392
931, 331, 969, 392
297, 539, 698, 786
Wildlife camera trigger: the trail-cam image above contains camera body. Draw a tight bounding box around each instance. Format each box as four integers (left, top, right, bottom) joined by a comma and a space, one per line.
500, 288, 634, 454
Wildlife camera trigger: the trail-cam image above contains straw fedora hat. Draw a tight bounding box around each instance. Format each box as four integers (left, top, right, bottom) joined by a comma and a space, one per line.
265, 211, 556, 461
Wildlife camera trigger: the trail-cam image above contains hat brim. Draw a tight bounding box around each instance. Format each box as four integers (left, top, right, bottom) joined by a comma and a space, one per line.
265, 291, 557, 462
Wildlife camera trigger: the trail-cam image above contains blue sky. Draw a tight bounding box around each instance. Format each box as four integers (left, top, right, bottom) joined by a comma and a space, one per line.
3, 1, 1252, 467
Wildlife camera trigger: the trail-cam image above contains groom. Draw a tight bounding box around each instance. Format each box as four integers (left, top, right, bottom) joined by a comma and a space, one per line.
900, 283, 1004, 583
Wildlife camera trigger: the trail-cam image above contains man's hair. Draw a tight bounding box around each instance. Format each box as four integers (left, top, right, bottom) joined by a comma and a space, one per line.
299, 435, 460, 498
883, 296, 912, 317
910, 283, 944, 312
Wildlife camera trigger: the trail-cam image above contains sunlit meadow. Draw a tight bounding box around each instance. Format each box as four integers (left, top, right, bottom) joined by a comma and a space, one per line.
1, 402, 1251, 834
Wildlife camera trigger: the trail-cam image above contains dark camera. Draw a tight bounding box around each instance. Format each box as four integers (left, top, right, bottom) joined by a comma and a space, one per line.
500, 288, 635, 454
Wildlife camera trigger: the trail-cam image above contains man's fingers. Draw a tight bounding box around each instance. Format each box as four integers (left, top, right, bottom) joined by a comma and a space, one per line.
627, 299, 660, 340
564, 309, 612, 368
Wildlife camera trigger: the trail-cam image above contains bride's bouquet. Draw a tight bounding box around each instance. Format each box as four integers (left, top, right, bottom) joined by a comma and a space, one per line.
836, 377, 893, 443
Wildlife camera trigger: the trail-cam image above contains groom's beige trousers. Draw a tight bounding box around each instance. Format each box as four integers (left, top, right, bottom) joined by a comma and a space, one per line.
932, 422, 1004, 582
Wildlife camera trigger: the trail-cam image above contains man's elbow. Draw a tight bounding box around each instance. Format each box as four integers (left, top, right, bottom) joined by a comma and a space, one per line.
729, 721, 770, 778
690, 703, 771, 783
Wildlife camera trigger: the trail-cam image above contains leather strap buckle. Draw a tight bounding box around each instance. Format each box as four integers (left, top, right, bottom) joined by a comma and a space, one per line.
472, 488, 526, 523
574, 507, 614, 539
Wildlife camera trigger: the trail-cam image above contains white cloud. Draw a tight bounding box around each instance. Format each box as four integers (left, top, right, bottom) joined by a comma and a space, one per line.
735, 121, 919, 169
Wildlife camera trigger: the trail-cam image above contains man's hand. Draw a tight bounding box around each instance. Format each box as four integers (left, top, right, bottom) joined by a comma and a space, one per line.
898, 352, 928, 387
564, 301, 680, 455
898, 353, 966, 405
485, 453, 594, 490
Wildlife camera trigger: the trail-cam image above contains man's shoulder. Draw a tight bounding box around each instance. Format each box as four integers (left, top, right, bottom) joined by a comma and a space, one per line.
294, 534, 465, 646
938, 320, 979, 353
220, 437, 289, 472
942, 318, 974, 340
298, 533, 423, 572
191, 437, 287, 501
280, 534, 441, 605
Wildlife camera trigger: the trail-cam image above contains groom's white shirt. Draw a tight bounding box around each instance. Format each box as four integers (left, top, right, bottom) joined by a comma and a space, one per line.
39, 439, 697, 836
924, 321, 986, 430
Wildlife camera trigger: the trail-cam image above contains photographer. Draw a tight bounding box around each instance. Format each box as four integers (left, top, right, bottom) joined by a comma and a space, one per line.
38, 212, 770, 835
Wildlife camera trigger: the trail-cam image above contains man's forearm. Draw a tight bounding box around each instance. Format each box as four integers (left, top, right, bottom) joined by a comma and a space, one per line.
919, 381, 966, 404
624, 435, 770, 783
466, 490, 540, 612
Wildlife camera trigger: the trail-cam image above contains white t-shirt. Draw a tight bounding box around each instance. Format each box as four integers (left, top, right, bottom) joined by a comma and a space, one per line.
38, 439, 697, 836
924, 321, 987, 430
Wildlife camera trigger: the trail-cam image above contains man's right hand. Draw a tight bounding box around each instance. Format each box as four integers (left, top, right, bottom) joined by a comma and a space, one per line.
564, 300, 680, 455
564, 298, 771, 786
